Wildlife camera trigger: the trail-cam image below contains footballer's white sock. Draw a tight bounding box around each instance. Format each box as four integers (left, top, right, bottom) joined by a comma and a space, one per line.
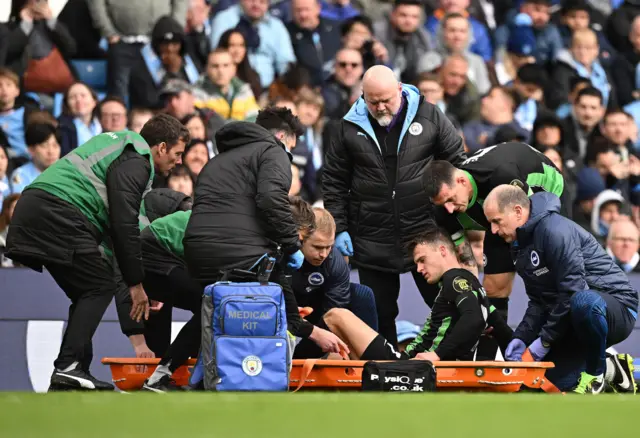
605, 357, 616, 382
58, 361, 79, 373
148, 361, 172, 385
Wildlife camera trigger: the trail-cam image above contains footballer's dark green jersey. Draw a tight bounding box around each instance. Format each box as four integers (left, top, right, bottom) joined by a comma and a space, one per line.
444, 142, 564, 244
403, 268, 512, 360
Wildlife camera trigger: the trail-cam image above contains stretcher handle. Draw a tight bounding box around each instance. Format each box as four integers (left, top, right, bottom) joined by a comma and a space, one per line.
522, 349, 563, 394
291, 350, 350, 393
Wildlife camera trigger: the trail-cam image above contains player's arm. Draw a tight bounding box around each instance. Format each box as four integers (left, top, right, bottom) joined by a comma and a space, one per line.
106, 148, 151, 287
255, 146, 300, 255
486, 306, 514, 353
455, 239, 478, 277
321, 249, 351, 312
434, 207, 477, 274
538, 222, 588, 346
432, 281, 486, 360
513, 293, 547, 346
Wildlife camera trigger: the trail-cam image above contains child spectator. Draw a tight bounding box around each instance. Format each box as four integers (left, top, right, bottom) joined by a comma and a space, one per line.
193, 49, 260, 121
11, 122, 61, 194
167, 164, 195, 197
128, 108, 154, 134
0, 68, 37, 163
57, 82, 102, 156
558, 0, 615, 66
495, 0, 563, 65
547, 28, 614, 110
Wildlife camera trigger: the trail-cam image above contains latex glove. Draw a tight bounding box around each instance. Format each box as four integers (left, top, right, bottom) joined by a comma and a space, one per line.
505, 338, 526, 361
528, 338, 550, 361
287, 250, 304, 270
335, 232, 354, 257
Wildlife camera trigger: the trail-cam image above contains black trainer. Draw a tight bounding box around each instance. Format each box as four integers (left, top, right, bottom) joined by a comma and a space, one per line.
49, 364, 114, 392
142, 374, 184, 393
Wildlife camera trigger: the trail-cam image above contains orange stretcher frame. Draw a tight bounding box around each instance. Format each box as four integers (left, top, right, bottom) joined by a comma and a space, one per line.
101, 356, 559, 393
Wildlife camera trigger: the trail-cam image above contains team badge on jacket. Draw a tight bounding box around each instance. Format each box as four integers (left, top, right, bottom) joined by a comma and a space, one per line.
308, 272, 325, 286
409, 122, 423, 136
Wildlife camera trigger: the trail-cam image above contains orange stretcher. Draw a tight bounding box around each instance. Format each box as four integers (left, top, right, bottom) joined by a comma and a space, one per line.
101, 356, 559, 393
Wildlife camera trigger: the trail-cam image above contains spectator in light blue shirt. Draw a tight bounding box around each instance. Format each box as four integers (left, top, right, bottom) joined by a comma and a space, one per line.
10, 123, 61, 194
210, 0, 296, 89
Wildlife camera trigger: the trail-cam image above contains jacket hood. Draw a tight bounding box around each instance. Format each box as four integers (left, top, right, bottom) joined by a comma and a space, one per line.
152, 16, 186, 53
590, 189, 625, 235
144, 188, 191, 223
215, 121, 289, 157
517, 192, 561, 242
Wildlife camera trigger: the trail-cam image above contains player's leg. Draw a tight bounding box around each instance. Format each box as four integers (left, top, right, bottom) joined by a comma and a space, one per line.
347, 282, 379, 331
144, 267, 203, 392
481, 232, 516, 321
571, 291, 637, 393
46, 251, 117, 391
323, 308, 401, 360
357, 268, 400, 346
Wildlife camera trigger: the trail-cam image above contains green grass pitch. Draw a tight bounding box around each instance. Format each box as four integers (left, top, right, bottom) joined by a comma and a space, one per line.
0, 392, 638, 437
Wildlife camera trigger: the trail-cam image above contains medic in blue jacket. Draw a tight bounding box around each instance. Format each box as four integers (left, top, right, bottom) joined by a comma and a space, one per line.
483, 185, 638, 394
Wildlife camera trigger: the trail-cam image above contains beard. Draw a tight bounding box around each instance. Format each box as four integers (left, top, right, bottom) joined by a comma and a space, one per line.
367, 107, 393, 127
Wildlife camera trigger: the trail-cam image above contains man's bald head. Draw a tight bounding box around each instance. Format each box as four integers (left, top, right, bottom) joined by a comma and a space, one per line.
483, 185, 530, 243
485, 185, 530, 213
362, 65, 402, 127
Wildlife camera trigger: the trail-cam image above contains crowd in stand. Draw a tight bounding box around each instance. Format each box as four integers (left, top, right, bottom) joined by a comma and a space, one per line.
2, 0, 640, 272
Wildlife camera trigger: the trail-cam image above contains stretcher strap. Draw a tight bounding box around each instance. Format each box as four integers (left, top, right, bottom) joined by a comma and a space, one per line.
522, 349, 563, 394
293, 359, 318, 392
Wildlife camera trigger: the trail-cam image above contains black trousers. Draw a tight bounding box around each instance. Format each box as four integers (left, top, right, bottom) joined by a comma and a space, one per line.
143, 268, 203, 371
357, 267, 439, 347
107, 41, 144, 100
47, 251, 116, 371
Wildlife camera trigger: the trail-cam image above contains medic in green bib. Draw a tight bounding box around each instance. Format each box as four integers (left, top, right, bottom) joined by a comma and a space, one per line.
422, 141, 565, 357
6, 114, 189, 392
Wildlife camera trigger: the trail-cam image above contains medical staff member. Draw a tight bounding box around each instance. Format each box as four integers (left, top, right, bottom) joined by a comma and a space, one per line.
6, 114, 188, 392
483, 185, 638, 394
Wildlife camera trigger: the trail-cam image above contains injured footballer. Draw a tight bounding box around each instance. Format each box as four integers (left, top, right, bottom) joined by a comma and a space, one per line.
323, 227, 513, 362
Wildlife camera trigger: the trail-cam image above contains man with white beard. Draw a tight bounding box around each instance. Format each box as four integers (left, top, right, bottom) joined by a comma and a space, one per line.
323, 65, 466, 346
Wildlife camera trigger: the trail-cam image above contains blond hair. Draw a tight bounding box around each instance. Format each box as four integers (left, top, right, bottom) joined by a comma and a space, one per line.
312, 208, 336, 235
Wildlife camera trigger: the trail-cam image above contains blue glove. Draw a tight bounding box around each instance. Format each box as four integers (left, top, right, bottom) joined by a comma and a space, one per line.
287, 250, 304, 270
528, 338, 550, 361
505, 338, 526, 361
335, 232, 354, 256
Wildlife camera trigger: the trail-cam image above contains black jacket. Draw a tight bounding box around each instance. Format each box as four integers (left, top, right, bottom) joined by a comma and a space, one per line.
323, 85, 466, 273
184, 121, 299, 278
184, 122, 312, 337
287, 18, 342, 87
6, 148, 150, 281
115, 188, 191, 337
610, 50, 640, 107
606, 1, 640, 53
